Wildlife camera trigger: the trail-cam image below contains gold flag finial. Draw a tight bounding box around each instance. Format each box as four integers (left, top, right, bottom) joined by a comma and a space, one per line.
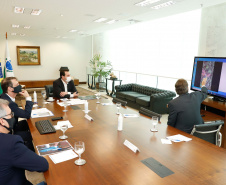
6, 32, 7, 39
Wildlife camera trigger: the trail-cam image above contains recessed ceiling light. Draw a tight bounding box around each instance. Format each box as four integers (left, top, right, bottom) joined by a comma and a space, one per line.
31, 9, 42, 15
11, 33, 17, 36
14, 7, 24, 13
151, 1, 175, 9
69, 30, 77, 32
135, 0, 161, 7
20, 33, 25, 36
24, 26, 31, 29
60, 14, 64, 17
106, 20, 118, 24
94, 18, 107, 23
12, 24, 19, 28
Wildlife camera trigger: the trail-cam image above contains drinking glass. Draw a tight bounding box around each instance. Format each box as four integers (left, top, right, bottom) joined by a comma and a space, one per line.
151, 116, 158, 132
41, 90, 46, 100
96, 93, 101, 104
74, 141, 86, 165
116, 102, 121, 115
59, 124, 68, 139
63, 100, 68, 112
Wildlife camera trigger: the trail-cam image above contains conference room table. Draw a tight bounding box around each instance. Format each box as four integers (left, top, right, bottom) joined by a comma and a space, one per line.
25, 98, 226, 185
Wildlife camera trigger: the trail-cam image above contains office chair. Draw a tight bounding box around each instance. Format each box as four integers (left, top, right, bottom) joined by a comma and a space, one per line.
112, 97, 127, 106
44, 85, 53, 99
139, 107, 162, 121
190, 120, 224, 147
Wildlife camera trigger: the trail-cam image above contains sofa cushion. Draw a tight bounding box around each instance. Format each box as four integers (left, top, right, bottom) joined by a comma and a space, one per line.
116, 91, 137, 99
136, 96, 150, 107
125, 92, 147, 102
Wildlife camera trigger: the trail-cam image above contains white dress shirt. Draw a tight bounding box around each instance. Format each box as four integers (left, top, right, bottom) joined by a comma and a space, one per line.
61, 79, 74, 98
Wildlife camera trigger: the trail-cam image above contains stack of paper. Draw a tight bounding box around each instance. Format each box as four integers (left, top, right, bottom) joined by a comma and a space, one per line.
123, 114, 139, 118
36, 140, 73, 156
54, 120, 73, 130
58, 99, 86, 106
49, 150, 78, 164
166, 134, 192, 142
101, 103, 113, 106
31, 108, 54, 118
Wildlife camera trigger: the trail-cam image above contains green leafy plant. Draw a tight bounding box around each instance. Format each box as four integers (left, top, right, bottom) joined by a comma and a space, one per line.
89, 54, 112, 79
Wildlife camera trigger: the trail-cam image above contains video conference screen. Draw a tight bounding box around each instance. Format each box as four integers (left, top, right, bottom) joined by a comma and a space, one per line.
191, 57, 226, 99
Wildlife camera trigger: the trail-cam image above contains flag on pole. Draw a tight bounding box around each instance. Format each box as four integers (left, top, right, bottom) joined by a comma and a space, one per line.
0, 58, 4, 94
4, 33, 14, 78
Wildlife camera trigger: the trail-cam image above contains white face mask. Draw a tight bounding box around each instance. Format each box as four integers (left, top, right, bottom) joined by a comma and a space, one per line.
66, 76, 72, 83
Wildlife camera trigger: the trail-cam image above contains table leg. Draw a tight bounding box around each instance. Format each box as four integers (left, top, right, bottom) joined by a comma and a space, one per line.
88, 75, 91, 88
91, 76, 96, 89
106, 79, 110, 95
110, 80, 115, 97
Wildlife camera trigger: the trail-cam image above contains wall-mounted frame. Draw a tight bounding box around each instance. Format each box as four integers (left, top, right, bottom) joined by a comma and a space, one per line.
17, 46, 41, 65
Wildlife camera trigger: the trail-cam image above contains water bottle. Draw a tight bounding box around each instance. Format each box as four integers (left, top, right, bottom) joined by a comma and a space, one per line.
84, 100, 88, 113
118, 113, 123, 131
33, 91, 37, 104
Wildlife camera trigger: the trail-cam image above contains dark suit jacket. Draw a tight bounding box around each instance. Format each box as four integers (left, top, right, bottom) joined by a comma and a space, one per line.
0, 134, 48, 185
53, 78, 77, 99
167, 87, 208, 133
0, 93, 33, 129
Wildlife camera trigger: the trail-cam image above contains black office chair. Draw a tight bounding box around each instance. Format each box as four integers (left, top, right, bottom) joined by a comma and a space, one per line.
112, 97, 127, 106
139, 107, 162, 121
190, 120, 224, 147
44, 85, 53, 99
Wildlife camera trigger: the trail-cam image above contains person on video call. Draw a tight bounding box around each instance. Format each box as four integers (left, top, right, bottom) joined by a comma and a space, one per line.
53, 67, 79, 99
167, 78, 208, 133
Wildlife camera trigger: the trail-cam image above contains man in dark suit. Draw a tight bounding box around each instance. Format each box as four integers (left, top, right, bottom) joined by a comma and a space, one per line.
167, 79, 208, 133
0, 99, 49, 185
53, 67, 79, 99
0, 77, 34, 150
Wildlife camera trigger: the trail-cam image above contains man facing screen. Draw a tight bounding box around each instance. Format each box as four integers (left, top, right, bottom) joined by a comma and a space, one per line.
167, 79, 208, 133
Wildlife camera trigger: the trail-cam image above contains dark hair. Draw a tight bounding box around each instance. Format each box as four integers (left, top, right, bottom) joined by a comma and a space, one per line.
1, 77, 18, 93
60, 70, 69, 78
175, 79, 188, 95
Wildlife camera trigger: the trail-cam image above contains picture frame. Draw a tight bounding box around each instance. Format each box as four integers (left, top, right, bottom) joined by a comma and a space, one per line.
17, 46, 41, 65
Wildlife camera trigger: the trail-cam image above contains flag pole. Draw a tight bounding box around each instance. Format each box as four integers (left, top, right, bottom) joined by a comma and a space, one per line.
6, 32, 7, 39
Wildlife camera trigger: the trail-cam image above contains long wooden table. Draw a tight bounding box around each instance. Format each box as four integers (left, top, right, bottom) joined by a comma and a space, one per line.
26, 98, 226, 185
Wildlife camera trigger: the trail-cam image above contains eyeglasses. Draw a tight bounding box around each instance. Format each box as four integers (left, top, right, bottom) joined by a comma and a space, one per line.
0, 112, 14, 119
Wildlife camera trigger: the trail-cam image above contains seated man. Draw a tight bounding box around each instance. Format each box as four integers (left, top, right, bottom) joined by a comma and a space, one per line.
53, 67, 79, 99
167, 79, 208, 133
0, 99, 49, 185
0, 77, 34, 150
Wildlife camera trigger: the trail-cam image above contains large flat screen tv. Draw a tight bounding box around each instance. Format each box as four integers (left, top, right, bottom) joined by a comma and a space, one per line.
191, 56, 226, 101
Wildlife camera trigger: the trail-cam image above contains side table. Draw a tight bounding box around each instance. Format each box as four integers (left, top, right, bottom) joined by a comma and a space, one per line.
106, 78, 122, 97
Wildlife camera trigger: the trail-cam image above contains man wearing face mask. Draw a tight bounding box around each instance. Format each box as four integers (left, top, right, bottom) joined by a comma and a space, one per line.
53, 66, 79, 99
0, 99, 49, 185
0, 77, 34, 150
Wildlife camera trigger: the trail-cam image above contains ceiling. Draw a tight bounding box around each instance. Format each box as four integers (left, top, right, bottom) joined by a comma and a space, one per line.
0, 0, 226, 39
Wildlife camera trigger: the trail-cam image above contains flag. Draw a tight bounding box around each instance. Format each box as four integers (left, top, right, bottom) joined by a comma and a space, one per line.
4, 39, 14, 78
0, 59, 4, 94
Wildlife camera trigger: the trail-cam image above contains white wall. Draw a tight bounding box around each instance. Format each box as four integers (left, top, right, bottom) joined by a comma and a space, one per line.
198, 2, 226, 56
0, 36, 92, 82
93, 9, 201, 81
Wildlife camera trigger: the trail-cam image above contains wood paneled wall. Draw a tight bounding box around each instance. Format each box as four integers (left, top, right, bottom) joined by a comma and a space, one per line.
20, 79, 80, 88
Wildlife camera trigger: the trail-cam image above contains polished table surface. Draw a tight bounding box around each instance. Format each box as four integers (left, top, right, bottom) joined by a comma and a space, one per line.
26, 98, 226, 185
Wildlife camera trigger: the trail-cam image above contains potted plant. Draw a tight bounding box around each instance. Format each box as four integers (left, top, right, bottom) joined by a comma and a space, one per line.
89, 54, 112, 82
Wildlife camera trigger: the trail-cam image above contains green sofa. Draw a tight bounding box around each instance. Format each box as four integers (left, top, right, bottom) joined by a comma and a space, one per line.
115, 83, 176, 114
